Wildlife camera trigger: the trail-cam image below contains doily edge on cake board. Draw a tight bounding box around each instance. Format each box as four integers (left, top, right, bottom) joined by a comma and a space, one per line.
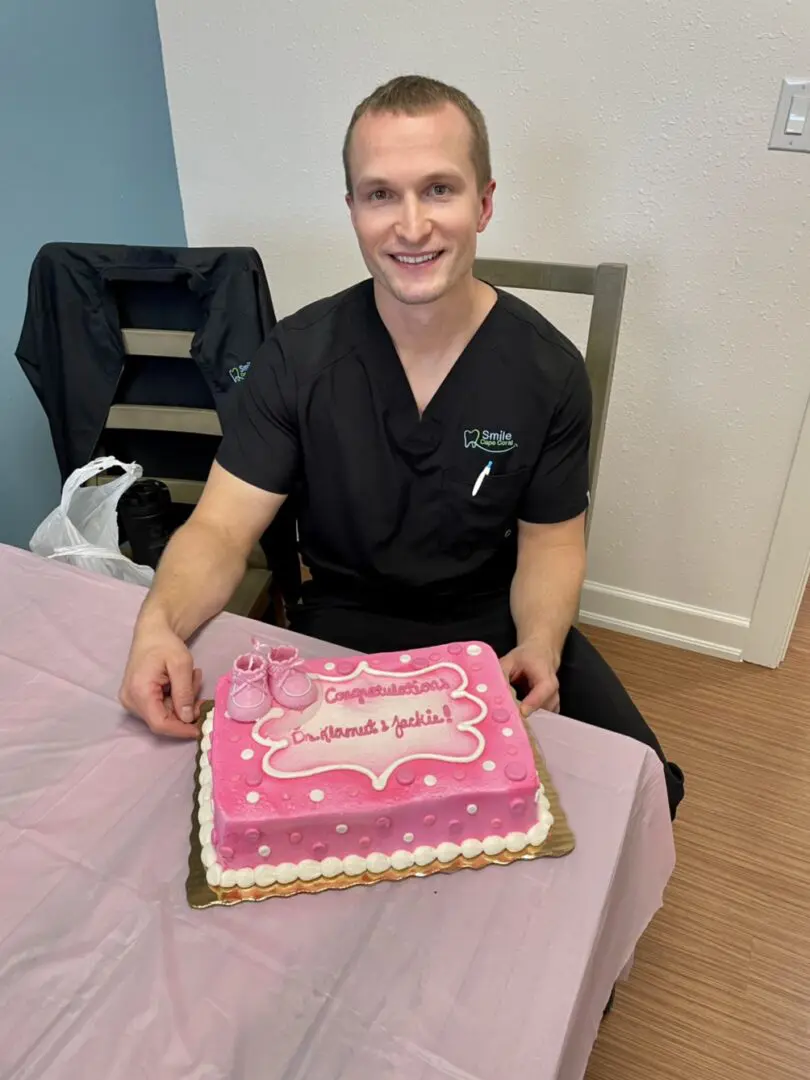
186, 701, 575, 908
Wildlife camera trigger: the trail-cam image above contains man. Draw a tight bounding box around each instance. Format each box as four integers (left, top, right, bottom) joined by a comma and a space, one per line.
119, 75, 684, 818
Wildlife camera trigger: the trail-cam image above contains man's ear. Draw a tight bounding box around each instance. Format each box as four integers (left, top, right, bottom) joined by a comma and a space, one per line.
477, 179, 496, 234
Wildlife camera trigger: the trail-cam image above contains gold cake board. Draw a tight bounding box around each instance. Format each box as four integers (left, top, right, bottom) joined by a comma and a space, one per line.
186, 702, 575, 908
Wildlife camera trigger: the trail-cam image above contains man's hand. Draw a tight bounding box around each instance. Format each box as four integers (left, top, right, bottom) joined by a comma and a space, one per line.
500, 637, 561, 717
119, 619, 203, 739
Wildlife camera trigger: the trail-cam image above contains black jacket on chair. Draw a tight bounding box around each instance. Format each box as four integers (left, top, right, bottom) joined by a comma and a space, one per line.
15, 241, 301, 607
15, 242, 276, 481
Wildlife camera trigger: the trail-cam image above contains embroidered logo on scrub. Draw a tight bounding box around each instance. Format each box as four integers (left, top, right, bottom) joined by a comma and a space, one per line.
463, 428, 517, 453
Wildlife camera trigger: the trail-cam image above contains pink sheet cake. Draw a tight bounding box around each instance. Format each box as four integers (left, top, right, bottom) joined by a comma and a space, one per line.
198, 641, 553, 889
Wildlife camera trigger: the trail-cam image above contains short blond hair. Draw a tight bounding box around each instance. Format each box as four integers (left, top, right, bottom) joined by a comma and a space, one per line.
343, 74, 492, 195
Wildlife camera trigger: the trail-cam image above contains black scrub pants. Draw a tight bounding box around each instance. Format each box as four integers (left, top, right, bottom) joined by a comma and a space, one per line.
289, 591, 685, 820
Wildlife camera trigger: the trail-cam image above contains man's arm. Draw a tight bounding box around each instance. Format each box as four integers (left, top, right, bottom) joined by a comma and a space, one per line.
119, 462, 286, 736
501, 513, 587, 714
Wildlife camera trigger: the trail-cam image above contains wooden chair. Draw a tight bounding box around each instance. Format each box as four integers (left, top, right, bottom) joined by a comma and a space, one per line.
473, 259, 628, 539
103, 327, 275, 619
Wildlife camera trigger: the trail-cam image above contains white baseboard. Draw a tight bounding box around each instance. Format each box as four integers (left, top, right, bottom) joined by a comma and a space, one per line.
579, 581, 750, 662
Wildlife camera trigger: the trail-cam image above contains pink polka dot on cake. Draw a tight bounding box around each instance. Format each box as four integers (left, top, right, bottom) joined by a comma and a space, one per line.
507, 745, 518, 756
453, 768, 466, 781
289, 831, 303, 845
448, 819, 463, 835
494, 696, 503, 705
423, 814, 436, 826
429, 652, 442, 662
396, 767, 415, 786
471, 662, 483, 672
510, 797, 527, 815
312, 842, 328, 857
411, 655, 429, 667
491, 818, 503, 830
358, 836, 371, 850
492, 708, 510, 723
245, 828, 260, 842
376, 816, 391, 832
505, 762, 527, 782
244, 772, 262, 787
447, 643, 463, 655
337, 661, 355, 675
220, 846, 234, 860
228, 734, 240, 743
348, 789, 360, 798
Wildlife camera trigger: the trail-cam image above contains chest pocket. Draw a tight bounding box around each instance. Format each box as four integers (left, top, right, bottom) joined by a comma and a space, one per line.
440, 466, 529, 559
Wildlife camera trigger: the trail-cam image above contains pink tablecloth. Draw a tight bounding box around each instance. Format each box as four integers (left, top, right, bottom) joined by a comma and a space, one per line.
0, 545, 675, 1080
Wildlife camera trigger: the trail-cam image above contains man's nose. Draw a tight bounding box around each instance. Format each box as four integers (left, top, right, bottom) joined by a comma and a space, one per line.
394, 194, 431, 246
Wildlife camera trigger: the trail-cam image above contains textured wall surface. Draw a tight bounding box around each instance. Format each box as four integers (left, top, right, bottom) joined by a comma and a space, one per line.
0, 0, 186, 548
156, 0, 810, 618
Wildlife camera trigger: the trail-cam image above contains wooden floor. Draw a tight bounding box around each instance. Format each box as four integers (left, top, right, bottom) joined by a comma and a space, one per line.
584, 586, 810, 1080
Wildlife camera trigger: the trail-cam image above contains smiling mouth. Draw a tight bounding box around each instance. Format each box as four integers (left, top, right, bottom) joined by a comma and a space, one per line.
389, 252, 443, 266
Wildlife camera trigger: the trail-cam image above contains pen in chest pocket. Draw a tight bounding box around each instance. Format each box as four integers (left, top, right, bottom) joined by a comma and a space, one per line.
471, 460, 493, 497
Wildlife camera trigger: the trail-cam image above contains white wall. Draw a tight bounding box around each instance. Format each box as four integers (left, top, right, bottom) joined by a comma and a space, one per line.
156, 0, 810, 657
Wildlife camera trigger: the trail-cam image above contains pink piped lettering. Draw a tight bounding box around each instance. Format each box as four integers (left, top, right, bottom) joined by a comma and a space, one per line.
392, 707, 453, 740
291, 727, 317, 744
322, 677, 452, 707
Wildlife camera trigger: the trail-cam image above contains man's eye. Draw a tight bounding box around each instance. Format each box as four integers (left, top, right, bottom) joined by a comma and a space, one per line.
369, 190, 389, 202
429, 184, 451, 196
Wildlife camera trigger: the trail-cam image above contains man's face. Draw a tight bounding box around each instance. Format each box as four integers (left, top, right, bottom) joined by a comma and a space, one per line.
346, 103, 495, 307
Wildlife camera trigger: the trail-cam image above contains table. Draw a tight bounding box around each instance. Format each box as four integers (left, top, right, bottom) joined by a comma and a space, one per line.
0, 544, 675, 1080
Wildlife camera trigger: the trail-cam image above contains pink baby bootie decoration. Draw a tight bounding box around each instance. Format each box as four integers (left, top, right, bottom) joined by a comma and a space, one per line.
268, 646, 318, 711
227, 652, 271, 722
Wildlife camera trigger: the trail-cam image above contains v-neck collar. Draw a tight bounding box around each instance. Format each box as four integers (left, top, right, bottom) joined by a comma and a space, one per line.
358, 279, 502, 426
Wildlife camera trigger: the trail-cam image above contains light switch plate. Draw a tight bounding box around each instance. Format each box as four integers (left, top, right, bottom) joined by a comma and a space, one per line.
769, 77, 810, 152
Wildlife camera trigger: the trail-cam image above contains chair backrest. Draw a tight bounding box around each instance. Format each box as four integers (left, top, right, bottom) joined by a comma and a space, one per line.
105, 327, 304, 615
97, 256, 296, 614
107, 328, 221, 486
473, 259, 627, 534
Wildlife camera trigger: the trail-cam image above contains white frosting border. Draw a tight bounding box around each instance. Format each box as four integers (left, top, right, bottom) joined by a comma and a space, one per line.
254, 658, 489, 791
199, 709, 555, 891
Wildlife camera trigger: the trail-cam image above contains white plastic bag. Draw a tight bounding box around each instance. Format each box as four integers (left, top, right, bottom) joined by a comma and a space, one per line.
30, 456, 155, 587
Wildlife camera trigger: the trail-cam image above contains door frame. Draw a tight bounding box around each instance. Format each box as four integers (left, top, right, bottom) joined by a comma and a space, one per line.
744, 391, 810, 667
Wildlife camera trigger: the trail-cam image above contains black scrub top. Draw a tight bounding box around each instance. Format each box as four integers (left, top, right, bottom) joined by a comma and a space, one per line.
217, 279, 591, 620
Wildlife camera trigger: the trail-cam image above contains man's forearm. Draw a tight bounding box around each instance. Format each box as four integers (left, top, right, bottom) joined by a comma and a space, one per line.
510, 541, 586, 666
137, 518, 249, 641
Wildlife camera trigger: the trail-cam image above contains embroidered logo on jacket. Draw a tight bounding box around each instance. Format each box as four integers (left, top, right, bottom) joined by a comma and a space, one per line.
463, 428, 517, 453
229, 362, 251, 383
